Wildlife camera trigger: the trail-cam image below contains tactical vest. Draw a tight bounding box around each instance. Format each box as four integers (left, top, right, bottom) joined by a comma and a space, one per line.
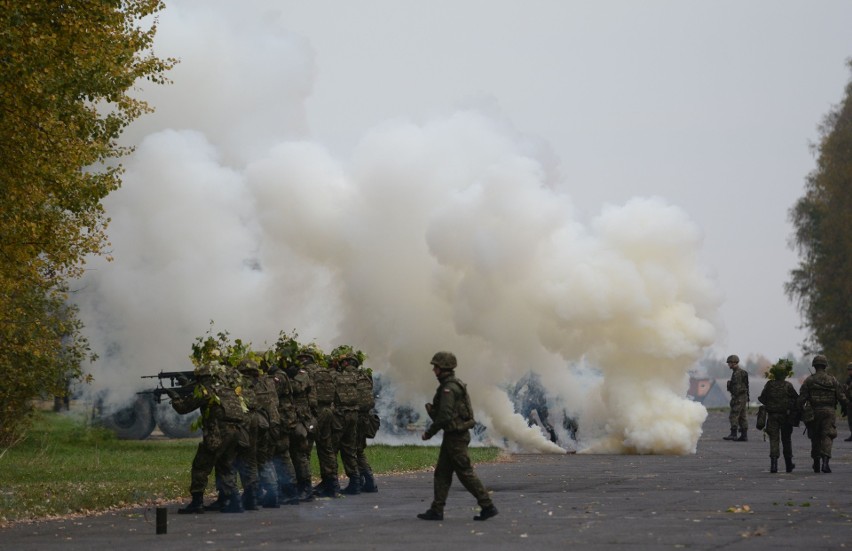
761, 380, 792, 413
807, 373, 839, 407
311, 365, 336, 405
210, 381, 249, 424
254, 375, 281, 426
290, 369, 314, 421
272, 371, 297, 428
355, 370, 374, 411
335, 367, 359, 410
445, 377, 475, 432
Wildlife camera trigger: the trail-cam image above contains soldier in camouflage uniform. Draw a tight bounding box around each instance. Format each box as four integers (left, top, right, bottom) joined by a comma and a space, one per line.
268, 356, 301, 505
797, 355, 848, 473
170, 362, 249, 514
332, 349, 362, 495
417, 352, 497, 522
234, 360, 261, 510
243, 358, 281, 508
354, 357, 379, 492
844, 363, 852, 441
723, 354, 749, 441
285, 350, 318, 501
757, 360, 798, 473
300, 345, 341, 499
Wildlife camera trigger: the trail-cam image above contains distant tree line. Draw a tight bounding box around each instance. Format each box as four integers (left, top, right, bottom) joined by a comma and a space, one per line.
786, 59, 852, 380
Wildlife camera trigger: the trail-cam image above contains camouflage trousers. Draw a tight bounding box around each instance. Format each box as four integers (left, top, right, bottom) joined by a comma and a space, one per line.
290, 425, 312, 485
334, 409, 360, 479
764, 412, 793, 459
273, 430, 297, 489
729, 395, 748, 431
189, 422, 240, 495
355, 412, 374, 474
807, 407, 838, 458
430, 430, 493, 515
315, 405, 339, 478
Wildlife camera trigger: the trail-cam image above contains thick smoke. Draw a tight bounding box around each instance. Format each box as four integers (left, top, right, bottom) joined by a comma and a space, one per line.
73, 1, 720, 454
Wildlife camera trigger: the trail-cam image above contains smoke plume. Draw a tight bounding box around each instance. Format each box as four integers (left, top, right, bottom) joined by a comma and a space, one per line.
73, 1, 720, 454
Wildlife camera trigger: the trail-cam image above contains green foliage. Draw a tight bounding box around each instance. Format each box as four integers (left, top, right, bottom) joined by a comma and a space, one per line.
765, 358, 794, 380
787, 59, 852, 377
0, 412, 501, 524
0, 0, 175, 447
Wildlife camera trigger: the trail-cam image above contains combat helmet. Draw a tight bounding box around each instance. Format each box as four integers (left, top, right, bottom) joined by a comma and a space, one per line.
238, 358, 260, 376
812, 354, 828, 368
296, 343, 324, 365
331, 344, 363, 370
430, 351, 457, 371
726, 354, 739, 364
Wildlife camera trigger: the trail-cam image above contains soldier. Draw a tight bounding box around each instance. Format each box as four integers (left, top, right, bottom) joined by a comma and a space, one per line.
299, 344, 340, 499
332, 348, 361, 495
268, 354, 301, 505
170, 362, 249, 514
285, 349, 317, 501
844, 362, 852, 442
797, 354, 848, 473
723, 354, 749, 441
245, 357, 282, 508
233, 360, 260, 510
417, 351, 498, 522
757, 360, 798, 473
354, 354, 379, 493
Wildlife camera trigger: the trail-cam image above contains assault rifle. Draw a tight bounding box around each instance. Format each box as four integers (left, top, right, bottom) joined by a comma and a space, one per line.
138, 370, 196, 404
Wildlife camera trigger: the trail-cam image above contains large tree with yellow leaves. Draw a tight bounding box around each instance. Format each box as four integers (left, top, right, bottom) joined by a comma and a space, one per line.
0, 0, 175, 446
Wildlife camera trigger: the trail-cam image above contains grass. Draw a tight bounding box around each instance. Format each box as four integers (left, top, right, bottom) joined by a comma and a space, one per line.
0, 411, 501, 525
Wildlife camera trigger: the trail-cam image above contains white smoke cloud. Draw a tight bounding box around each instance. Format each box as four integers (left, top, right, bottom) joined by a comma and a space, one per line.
73, 0, 720, 454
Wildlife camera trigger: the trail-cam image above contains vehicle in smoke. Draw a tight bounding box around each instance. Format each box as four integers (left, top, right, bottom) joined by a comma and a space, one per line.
93, 370, 201, 440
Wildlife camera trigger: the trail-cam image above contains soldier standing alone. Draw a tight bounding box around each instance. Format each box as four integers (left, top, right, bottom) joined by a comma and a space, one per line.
417, 351, 498, 522
723, 354, 749, 441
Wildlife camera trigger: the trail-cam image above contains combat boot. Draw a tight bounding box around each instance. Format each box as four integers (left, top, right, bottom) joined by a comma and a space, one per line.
784, 455, 795, 473
812, 457, 820, 472
278, 482, 300, 505
318, 475, 341, 498
242, 485, 259, 511
203, 490, 226, 511
260, 482, 280, 508
178, 492, 205, 515
821, 456, 831, 473
342, 475, 361, 495
297, 481, 315, 502
221, 492, 245, 513
473, 505, 499, 521
769, 457, 778, 473
845, 434, 852, 441
361, 470, 378, 493
417, 509, 443, 521
735, 429, 747, 441
722, 428, 738, 440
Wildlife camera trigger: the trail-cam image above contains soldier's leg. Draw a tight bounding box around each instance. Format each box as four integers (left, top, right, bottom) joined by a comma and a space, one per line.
216, 433, 243, 513
273, 433, 299, 505
446, 432, 493, 508
340, 412, 361, 494
430, 438, 455, 515
355, 416, 377, 492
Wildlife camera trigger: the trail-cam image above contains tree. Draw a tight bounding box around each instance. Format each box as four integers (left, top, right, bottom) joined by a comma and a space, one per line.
0, 0, 175, 447
786, 59, 852, 379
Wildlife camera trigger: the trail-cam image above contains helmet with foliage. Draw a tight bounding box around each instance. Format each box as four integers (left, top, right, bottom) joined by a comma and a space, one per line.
194, 362, 223, 379
330, 344, 366, 369
296, 343, 325, 366
812, 354, 828, 368
238, 358, 260, 376
726, 354, 739, 365
430, 351, 457, 371
767, 358, 793, 381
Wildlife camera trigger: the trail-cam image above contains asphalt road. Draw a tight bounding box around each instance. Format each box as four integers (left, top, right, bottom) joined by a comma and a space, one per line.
2, 411, 851, 551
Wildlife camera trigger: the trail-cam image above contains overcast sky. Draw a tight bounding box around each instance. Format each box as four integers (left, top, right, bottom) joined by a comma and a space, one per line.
269, 1, 852, 361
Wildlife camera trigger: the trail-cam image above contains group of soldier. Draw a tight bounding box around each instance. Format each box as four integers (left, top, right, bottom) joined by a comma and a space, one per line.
167, 337, 380, 515
723, 353, 851, 474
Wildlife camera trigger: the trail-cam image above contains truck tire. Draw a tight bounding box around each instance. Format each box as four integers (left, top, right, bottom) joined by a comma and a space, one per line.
154, 402, 201, 438
100, 394, 157, 440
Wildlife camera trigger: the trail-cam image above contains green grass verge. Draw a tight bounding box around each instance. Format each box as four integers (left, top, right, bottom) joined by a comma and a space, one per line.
0, 411, 500, 524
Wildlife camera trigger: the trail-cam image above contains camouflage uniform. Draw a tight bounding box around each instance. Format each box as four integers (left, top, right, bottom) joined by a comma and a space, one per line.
797, 356, 848, 473
243, 362, 281, 508
334, 360, 361, 494
355, 366, 379, 492
171, 367, 249, 514
844, 365, 852, 441
287, 362, 317, 500
418, 352, 497, 522
269, 363, 300, 504
307, 359, 341, 497
724, 356, 749, 441
757, 376, 798, 472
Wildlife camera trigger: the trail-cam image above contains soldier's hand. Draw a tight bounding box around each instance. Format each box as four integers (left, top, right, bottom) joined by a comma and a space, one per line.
422, 432, 431, 441
165, 389, 179, 400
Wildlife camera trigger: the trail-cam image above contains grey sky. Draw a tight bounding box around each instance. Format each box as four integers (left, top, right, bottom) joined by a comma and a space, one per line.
275, 1, 852, 361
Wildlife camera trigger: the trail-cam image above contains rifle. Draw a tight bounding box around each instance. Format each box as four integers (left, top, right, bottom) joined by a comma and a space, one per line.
138, 370, 197, 404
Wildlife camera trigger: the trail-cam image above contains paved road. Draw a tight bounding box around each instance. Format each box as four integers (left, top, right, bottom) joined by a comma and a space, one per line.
2, 411, 851, 550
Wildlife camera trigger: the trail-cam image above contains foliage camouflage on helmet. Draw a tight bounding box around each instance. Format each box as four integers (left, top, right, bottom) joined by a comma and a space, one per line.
812, 354, 828, 367
297, 342, 328, 367
726, 354, 739, 364
330, 344, 367, 369
238, 358, 260, 376
430, 351, 457, 371
765, 358, 794, 380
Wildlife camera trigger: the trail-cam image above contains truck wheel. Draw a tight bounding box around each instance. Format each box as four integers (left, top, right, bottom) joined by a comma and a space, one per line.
100, 394, 157, 440
155, 402, 201, 438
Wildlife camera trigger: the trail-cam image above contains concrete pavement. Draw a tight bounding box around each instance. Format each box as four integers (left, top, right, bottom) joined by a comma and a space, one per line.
2, 411, 850, 550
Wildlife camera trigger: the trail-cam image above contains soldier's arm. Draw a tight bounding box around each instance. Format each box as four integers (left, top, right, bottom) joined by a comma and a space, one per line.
425, 384, 459, 438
